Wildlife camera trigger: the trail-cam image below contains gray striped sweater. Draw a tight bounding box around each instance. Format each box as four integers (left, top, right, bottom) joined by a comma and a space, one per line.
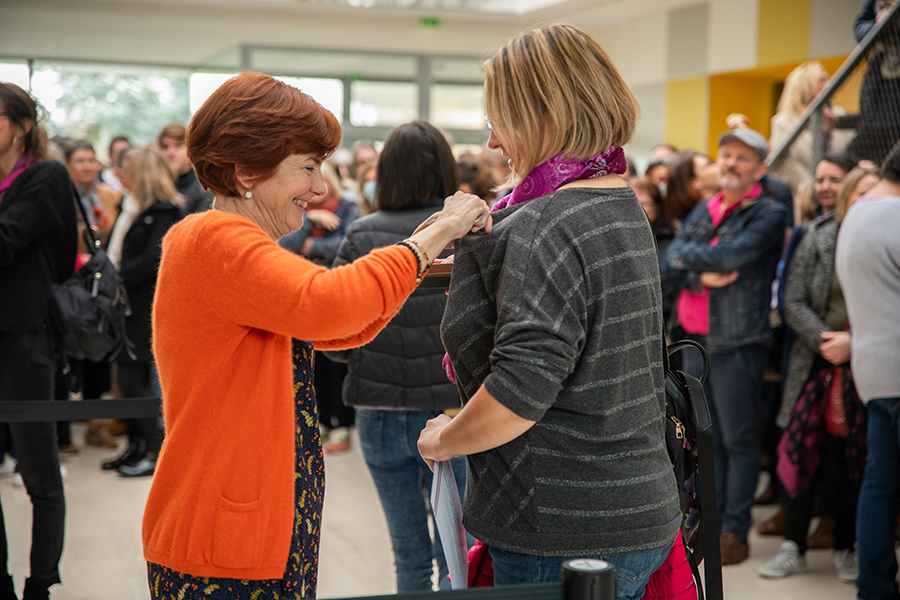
442, 186, 681, 557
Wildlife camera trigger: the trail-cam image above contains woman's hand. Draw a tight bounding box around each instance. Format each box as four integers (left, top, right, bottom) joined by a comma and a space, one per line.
304, 209, 342, 231
408, 193, 491, 263
418, 414, 457, 471
820, 331, 851, 365
701, 271, 739, 288
412, 193, 491, 243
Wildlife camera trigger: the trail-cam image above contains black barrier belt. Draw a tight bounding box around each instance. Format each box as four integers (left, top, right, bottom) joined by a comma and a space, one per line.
0, 397, 161, 422
337, 583, 563, 600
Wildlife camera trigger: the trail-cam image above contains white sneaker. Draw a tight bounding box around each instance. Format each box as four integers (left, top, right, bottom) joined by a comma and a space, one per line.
758, 540, 807, 578
833, 549, 858, 583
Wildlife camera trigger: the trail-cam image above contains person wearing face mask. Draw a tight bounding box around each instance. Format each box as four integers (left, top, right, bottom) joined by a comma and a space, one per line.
142, 72, 490, 599
357, 160, 378, 216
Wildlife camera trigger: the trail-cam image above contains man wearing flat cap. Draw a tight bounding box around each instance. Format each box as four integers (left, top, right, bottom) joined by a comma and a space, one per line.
662, 129, 787, 566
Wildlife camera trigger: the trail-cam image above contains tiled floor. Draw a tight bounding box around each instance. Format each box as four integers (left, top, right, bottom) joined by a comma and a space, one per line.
0, 424, 871, 599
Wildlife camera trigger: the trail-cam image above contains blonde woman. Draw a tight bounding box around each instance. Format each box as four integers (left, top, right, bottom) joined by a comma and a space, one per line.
758, 164, 880, 582
102, 146, 184, 477
770, 61, 853, 196
417, 24, 683, 600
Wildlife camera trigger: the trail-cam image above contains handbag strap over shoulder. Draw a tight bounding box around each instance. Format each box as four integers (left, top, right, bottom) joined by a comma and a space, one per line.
72, 182, 101, 255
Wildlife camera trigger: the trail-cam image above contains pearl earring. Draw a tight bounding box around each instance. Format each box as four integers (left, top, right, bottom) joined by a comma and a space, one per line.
244, 190, 252, 199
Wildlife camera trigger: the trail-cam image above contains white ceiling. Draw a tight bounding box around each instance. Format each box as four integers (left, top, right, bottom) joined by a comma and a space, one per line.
52, 0, 708, 23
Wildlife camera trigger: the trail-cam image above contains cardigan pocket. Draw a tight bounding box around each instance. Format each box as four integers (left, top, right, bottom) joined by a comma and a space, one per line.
212, 496, 262, 569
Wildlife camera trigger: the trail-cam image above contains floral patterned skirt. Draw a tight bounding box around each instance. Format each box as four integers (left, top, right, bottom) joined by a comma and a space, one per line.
148, 339, 324, 599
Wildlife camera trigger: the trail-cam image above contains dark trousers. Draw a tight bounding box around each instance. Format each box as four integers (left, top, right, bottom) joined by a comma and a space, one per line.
782, 435, 858, 554
682, 337, 770, 540
117, 363, 163, 454
314, 354, 353, 429
0, 329, 66, 587
53, 356, 76, 446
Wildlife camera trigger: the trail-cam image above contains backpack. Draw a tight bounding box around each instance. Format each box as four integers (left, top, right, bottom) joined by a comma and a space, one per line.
663, 339, 723, 600
40, 186, 134, 363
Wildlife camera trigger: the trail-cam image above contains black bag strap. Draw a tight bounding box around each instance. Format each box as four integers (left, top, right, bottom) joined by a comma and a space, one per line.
72, 183, 102, 254
684, 372, 724, 600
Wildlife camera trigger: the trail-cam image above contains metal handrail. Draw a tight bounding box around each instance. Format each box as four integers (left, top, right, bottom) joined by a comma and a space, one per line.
767, 0, 900, 172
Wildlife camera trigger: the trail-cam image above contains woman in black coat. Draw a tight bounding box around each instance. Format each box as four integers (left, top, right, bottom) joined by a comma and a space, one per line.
101, 146, 183, 477
327, 121, 468, 592
0, 83, 77, 600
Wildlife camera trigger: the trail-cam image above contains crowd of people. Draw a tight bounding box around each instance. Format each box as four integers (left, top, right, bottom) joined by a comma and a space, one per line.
0, 3, 899, 600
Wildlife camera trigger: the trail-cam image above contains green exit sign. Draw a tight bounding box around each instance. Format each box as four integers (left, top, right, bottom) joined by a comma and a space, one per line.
419, 16, 441, 28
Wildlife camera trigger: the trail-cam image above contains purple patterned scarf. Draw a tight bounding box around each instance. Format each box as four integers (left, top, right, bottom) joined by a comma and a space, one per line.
442, 145, 627, 383
493, 145, 627, 211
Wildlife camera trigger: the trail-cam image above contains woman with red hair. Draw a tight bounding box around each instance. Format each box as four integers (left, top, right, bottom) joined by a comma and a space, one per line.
141, 72, 490, 599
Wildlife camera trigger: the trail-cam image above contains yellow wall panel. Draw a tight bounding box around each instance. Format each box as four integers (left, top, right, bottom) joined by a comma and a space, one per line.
706, 55, 850, 156
757, 0, 811, 65
708, 75, 777, 157
666, 77, 709, 153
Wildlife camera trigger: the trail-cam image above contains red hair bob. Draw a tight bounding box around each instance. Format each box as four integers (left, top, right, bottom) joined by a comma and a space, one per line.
186, 72, 342, 197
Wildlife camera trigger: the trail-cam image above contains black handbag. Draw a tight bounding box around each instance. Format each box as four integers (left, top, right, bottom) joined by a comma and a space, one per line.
663, 338, 723, 600
40, 186, 134, 363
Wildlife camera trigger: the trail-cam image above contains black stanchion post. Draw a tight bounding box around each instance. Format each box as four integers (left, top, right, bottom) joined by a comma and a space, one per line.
561, 559, 616, 600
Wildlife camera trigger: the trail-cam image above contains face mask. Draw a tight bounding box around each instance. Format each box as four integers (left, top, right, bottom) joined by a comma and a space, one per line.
657, 182, 668, 197
362, 180, 377, 203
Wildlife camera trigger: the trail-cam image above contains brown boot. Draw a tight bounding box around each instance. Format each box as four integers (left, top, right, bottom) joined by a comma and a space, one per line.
807, 516, 835, 549
720, 532, 749, 566
758, 506, 785, 536
85, 421, 117, 448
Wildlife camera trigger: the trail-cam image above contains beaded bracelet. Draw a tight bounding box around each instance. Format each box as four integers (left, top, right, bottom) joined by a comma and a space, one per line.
395, 239, 431, 283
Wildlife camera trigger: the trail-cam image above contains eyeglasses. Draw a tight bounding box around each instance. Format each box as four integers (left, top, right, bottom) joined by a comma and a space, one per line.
484, 115, 493, 131
70, 158, 97, 167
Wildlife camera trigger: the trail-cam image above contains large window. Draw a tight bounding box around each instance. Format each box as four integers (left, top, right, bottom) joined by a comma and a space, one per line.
30, 61, 191, 160
189, 72, 344, 122
0, 61, 29, 90
431, 83, 485, 130
2, 48, 490, 153
349, 81, 417, 127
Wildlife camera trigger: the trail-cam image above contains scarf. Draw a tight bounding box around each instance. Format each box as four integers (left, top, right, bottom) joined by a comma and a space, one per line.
776, 359, 867, 498
442, 146, 627, 383
493, 145, 627, 210
0, 154, 40, 206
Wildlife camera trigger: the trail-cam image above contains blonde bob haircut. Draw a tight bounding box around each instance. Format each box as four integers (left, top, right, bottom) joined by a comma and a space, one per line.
121, 146, 186, 213
835, 165, 880, 222
777, 61, 827, 119
483, 23, 638, 186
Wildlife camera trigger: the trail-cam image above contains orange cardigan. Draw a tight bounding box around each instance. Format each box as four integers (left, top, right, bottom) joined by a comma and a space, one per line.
142, 211, 418, 580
